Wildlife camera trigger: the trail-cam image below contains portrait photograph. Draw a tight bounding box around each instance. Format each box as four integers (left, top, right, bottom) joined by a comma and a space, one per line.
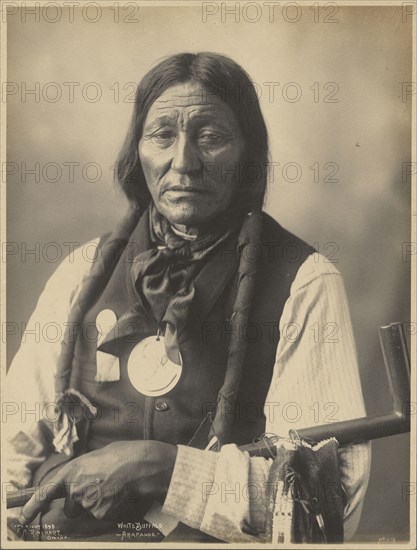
1, 1, 415, 547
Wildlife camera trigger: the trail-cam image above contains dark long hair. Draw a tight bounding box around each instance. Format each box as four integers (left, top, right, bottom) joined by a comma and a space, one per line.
116, 52, 269, 214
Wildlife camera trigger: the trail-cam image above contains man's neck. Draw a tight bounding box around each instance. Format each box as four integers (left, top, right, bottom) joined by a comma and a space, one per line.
170, 205, 238, 240
170, 223, 199, 241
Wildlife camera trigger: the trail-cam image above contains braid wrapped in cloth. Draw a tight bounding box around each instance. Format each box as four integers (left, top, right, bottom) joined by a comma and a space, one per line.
53, 206, 141, 455
208, 210, 263, 449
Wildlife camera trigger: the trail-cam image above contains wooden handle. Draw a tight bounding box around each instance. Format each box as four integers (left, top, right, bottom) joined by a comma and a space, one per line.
6, 487, 35, 509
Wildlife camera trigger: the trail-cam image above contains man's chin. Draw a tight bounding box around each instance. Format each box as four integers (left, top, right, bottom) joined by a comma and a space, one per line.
158, 203, 214, 228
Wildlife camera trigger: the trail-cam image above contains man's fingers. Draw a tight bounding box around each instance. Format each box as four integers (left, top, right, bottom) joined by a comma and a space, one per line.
19, 479, 65, 525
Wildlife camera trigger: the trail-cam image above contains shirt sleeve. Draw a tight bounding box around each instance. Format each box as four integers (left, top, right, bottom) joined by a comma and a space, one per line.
162, 253, 371, 542
5, 239, 99, 487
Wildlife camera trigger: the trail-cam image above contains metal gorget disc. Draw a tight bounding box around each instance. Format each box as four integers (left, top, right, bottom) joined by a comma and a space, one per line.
127, 335, 182, 397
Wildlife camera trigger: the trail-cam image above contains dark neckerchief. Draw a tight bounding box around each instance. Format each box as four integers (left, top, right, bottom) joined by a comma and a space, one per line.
130, 203, 244, 363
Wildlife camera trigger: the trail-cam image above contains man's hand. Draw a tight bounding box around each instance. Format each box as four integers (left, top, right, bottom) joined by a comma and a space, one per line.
19, 440, 177, 525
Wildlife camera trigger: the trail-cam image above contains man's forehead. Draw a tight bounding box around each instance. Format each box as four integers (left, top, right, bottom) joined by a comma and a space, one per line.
147, 82, 229, 118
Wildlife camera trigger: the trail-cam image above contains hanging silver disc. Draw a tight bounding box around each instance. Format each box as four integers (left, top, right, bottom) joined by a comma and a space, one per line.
127, 335, 182, 397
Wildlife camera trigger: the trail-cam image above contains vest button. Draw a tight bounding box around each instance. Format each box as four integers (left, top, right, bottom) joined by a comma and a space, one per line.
155, 401, 169, 412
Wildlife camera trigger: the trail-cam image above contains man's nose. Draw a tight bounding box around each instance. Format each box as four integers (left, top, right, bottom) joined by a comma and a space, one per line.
171, 134, 201, 175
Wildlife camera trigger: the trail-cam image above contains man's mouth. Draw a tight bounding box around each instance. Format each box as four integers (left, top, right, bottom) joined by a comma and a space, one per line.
163, 186, 209, 196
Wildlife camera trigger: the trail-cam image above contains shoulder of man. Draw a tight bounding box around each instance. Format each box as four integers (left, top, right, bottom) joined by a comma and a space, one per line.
259, 211, 342, 293
261, 211, 316, 254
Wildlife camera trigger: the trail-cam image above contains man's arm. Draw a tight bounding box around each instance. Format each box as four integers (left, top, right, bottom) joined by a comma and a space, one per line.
6, 239, 98, 487
162, 253, 371, 542
267, 252, 371, 540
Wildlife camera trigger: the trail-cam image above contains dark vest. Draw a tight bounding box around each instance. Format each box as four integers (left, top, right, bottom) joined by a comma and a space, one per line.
69, 210, 314, 450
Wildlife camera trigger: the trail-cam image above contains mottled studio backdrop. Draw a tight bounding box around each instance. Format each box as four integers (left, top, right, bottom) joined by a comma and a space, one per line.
5, 4, 412, 542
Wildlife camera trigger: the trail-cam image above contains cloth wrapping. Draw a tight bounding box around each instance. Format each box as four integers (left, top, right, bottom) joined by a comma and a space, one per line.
266, 437, 344, 543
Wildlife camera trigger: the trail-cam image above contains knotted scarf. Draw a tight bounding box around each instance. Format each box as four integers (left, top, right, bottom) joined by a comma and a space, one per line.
130, 203, 242, 364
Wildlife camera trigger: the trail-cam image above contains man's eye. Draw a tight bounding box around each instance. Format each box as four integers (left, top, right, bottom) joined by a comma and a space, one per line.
152, 131, 176, 143
199, 133, 224, 144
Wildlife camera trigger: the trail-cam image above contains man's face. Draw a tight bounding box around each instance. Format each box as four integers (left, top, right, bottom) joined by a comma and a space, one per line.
138, 80, 245, 227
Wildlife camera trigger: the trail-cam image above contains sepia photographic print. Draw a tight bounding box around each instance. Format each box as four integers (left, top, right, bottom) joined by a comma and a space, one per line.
1, 1, 416, 547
